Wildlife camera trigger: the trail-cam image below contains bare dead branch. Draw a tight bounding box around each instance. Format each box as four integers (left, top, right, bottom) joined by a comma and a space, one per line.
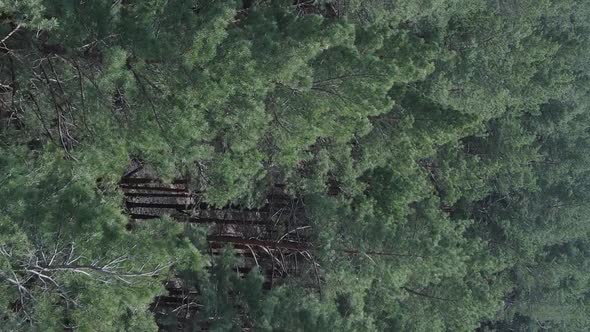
0, 23, 22, 45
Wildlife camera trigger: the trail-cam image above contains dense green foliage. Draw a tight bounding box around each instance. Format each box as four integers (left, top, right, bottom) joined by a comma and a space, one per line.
1, 0, 589, 330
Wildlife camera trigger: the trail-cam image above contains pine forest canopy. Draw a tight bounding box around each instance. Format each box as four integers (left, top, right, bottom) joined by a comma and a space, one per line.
0, 0, 589, 331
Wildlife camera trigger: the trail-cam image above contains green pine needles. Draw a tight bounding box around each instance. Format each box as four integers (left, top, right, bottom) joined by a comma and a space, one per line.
1, 0, 589, 331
